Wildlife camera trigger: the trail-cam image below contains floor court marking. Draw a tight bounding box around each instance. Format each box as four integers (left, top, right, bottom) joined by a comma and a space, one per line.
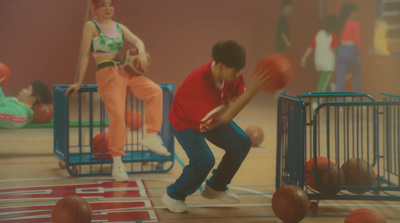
2, 179, 400, 209
2, 202, 400, 221
1, 157, 399, 219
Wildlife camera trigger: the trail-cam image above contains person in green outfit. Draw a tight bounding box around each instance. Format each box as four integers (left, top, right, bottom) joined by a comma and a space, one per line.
0, 78, 51, 129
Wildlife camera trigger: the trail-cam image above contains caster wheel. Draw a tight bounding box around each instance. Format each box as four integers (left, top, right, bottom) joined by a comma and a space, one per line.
59, 161, 66, 170
310, 201, 319, 215
155, 162, 162, 170
69, 165, 79, 175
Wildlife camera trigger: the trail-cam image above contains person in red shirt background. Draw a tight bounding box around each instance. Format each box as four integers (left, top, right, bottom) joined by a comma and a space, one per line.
162, 40, 269, 213
336, 3, 364, 95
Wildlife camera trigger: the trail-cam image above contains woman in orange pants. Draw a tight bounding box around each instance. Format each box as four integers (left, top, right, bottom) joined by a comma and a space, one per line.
66, 0, 169, 182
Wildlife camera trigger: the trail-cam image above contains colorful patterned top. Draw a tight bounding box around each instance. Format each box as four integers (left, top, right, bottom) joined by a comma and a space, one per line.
91, 20, 123, 56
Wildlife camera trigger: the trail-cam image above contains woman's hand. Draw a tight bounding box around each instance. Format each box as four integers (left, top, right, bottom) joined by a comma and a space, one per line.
137, 52, 150, 72
65, 83, 81, 97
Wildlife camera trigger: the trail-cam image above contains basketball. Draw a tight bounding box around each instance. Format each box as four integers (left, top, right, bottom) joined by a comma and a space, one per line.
306, 157, 329, 190
0, 63, 11, 87
306, 157, 344, 195
272, 185, 309, 222
123, 48, 151, 75
341, 159, 376, 194
93, 132, 112, 160
125, 108, 143, 131
245, 125, 264, 147
52, 196, 92, 223
32, 104, 54, 123
317, 162, 345, 195
253, 53, 293, 94
345, 208, 387, 223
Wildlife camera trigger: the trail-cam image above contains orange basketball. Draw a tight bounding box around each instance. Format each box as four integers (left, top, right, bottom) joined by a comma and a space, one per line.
93, 132, 112, 160
341, 159, 376, 194
306, 157, 329, 190
32, 104, 54, 123
123, 48, 151, 75
345, 208, 387, 223
245, 125, 264, 147
52, 196, 92, 223
253, 53, 293, 94
272, 185, 309, 223
0, 63, 11, 87
125, 108, 143, 131
316, 162, 345, 195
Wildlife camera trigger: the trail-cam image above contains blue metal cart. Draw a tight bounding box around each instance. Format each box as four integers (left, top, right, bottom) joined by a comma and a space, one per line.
53, 84, 175, 176
276, 92, 400, 213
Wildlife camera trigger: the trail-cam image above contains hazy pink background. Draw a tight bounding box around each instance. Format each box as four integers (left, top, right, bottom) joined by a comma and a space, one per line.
1, 0, 399, 97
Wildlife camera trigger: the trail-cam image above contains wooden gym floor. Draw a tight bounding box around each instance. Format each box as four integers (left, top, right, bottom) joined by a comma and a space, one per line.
0, 93, 399, 223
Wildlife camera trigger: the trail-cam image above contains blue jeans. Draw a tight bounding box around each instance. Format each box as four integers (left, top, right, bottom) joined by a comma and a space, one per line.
167, 121, 252, 201
336, 45, 362, 93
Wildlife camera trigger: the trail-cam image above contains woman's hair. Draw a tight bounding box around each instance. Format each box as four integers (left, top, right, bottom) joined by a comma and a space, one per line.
324, 15, 337, 33
212, 40, 246, 69
31, 80, 52, 105
90, 0, 117, 19
337, 3, 359, 33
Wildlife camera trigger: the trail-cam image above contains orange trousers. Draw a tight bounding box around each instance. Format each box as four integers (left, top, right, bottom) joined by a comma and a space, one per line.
96, 65, 163, 157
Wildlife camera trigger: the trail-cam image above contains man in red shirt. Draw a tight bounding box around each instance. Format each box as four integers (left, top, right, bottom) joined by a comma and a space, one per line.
162, 40, 269, 213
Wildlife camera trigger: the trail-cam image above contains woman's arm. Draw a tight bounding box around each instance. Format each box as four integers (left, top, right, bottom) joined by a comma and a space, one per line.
65, 21, 94, 96
119, 24, 149, 71
301, 47, 313, 68
301, 34, 317, 68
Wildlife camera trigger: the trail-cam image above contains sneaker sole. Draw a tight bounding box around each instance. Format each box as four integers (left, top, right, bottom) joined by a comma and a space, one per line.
161, 195, 188, 213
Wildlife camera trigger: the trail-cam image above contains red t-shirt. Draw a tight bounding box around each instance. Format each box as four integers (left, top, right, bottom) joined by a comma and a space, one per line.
169, 61, 245, 132
340, 20, 366, 52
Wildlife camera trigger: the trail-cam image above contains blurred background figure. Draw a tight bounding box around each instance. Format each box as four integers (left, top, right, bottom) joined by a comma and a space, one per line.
301, 15, 339, 109
335, 3, 365, 94
275, 0, 294, 99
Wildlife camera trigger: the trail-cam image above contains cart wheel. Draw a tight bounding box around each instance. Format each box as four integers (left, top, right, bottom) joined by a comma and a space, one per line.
155, 162, 162, 170
69, 165, 79, 175
310, 201, 319, 214
59, 161, 66, 170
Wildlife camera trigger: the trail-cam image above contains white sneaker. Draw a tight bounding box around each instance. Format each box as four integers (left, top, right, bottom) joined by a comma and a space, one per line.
201, 184, 240, 204
142, 134, 170, 156
112, 164, 129, 182
161, 193, 188, 213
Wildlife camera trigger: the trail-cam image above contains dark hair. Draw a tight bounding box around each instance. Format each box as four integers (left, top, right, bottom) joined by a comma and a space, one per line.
92, 0, 117, 9
282, 0, 293, 9
212, 40, 246, 69
32, 80, 52, 105
324, 15, 337, 33
337, 3, 359, 32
